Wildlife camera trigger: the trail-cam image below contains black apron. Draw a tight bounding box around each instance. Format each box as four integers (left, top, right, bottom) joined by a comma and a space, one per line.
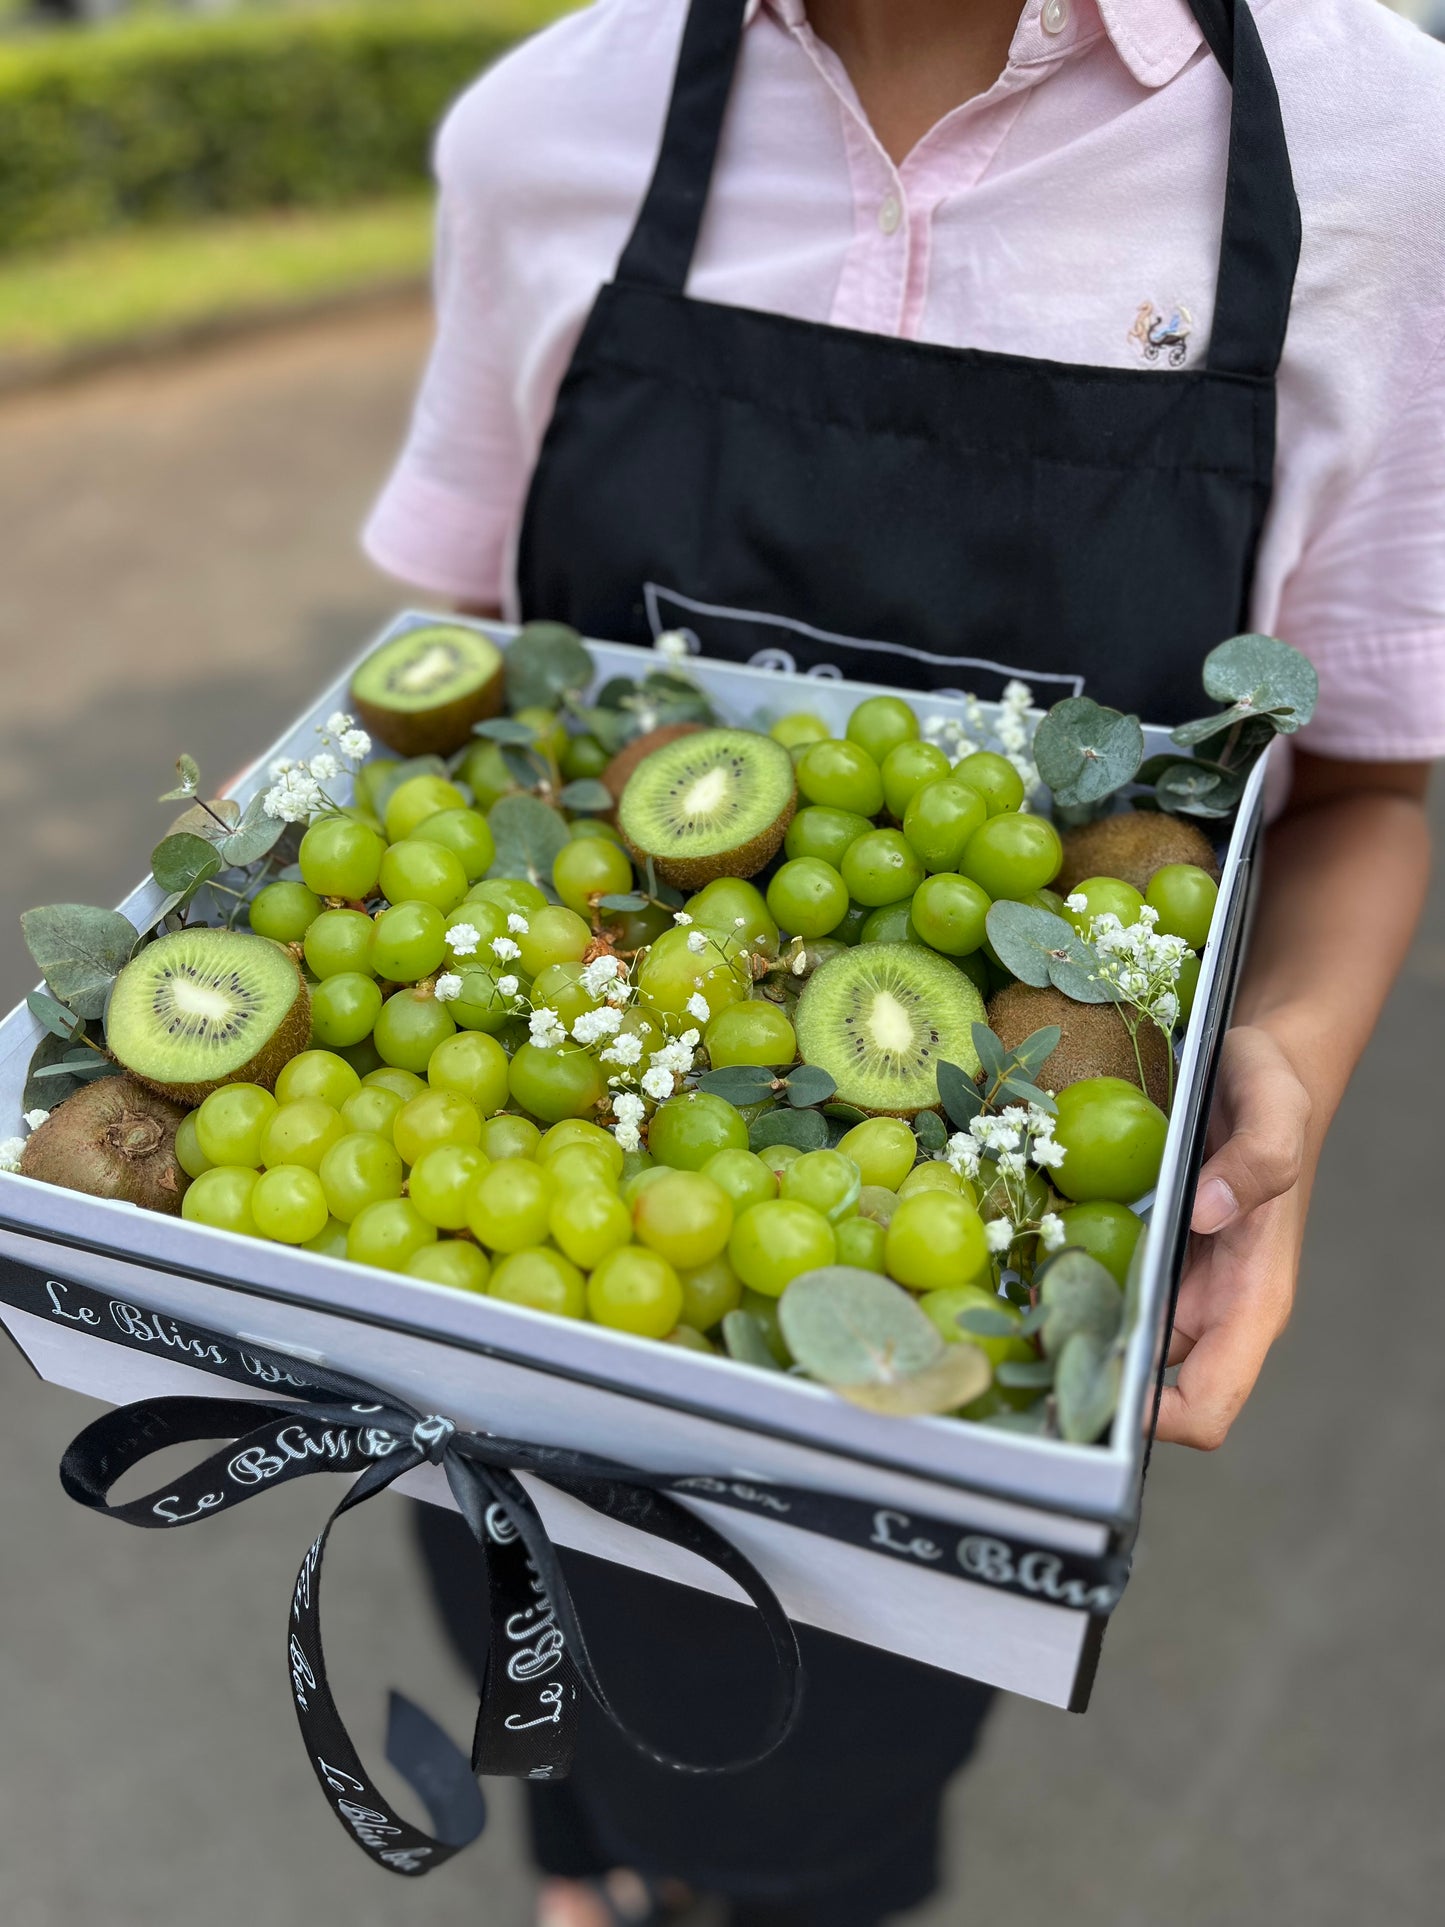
430, 0, 1300, 1907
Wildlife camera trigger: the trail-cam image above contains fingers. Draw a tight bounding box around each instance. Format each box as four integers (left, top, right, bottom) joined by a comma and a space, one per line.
1155, 1317, 1268, 1451
1191, 1027, 1311, 1234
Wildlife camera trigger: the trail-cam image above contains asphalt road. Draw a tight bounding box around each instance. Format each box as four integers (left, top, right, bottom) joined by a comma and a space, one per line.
1, 307, 1442, 1927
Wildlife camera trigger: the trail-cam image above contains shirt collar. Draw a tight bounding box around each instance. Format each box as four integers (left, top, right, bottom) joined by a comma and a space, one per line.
746, 0, 1204, 92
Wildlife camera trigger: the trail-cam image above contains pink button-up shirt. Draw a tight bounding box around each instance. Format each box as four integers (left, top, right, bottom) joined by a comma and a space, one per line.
364, 0, 1445, 759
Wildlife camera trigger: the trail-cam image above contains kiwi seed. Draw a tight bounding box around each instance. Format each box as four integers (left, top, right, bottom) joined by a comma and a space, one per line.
794, 943, 984, 1116
1057, 810, 1219, 896
987, 981, 1171, 1110
350, 623, 505, 757
20, 1077, 189, 1215
618, 727, 797, 888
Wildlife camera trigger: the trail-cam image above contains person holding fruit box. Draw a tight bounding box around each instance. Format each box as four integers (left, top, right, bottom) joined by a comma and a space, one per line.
364, 0, 1443, 1920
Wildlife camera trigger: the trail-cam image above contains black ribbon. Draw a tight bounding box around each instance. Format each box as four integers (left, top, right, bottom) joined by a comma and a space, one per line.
0, 1255, 1130, 1875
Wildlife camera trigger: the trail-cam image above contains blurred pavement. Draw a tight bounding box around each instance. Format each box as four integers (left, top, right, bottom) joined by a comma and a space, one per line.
1, 308, 1442, 1927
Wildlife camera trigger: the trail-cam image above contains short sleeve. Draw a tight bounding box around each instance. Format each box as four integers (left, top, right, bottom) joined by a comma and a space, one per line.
1278, 336, 1445, 762
362, 111, 529, 606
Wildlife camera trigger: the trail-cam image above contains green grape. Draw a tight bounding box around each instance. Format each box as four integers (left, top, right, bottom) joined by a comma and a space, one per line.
667, 1324, 716, 1353
1145, 864, 1218, 949
1056, 1200, 1144, 1286
649, 1090, 748, 1169
335, 1036, 382, 1079
371, 901, 447, 983
393, 1089, 482, 1164
364, 1065, 426, 1099
780, 1148, 861, 1222
757, 1142, 803, 1180
784, 806, 872, 870
310, 972, 384, 1049
620, 1145, 655, 1181
728, 1200, 836, 1297
910, 872, 992, 955
610, 901, 674, 951
347, 1197, 437, 1272
677, 1255, 743, 1331
920, 1284, 1034, 1382
622, 1164, 670, 1208
902, 778, 989, 873
515, 906, 592, 977
833, 902, 871, 945
317, 1130, 404, 1222
636, 925, 748, 1021
428, 1029, 509, 1115
587, 1247, 684, 1338
303, 908, 375, 980
478, 1113, 542, 1162
552, 838, 634, 919
1031, 887, 1067, 915
537, 1118, 625, 1177
443, 898, 507, 955
409, 1143, 489, 1230
969, 1157, 1036, 1222
383, 773, 468, 843
633, 1170, 734, 1269
880, 741, 952, 820
684, 877, 779, 957
766, 858, 848, 938
340, 1084, 404, 1138
373, 988, 456, 1073
249, 880, 321, 944
180, 1165, 258, 1235
459, 740, 512, 811
344, 804, 385, 836
897, 1160, 964, 1199
952, 751, 1025, 815
856, 1185, 900, 1225
885, 1190, 988, 1290
175, 1112, 212, 1181
834, 1216, 886, 1272
276, 1049, 361, 1110
464, 877, 549, 921
540, 1143, 616, 1192
467, 1157, 555, 1250
795, 739, 884, 817
302, 1216, 350, 1259
194, 1082, 277, 1168
408, 1240, 492, 1293
1051, 1078, 1167, 1204
840, 828, 924, 908
1176, 951, 1201, 1022
1064, 875, 1145, 936
740, 1286, 792, 1364
508, 1041, 606, 1123
846, 694, 918, 767
769, 712, 831, 751
561, 732, 609, 781
413, 807, 496, 883
859, 901, 920, 945
298, 816, 385, 901
836, 1117, 916, 1191
513, 705, 569, 764
449, 966, 514, 1035
379, 840, 469, 914
251, 1164, 329, 1244
549, 1185, 633, 1269
530, 962, 599, 1030
704, 1000, 796, 1069
491, 1246, 588, 1320
259, 1099, 345, 1172
352, 757, 397, 818
703, 1148, 777, 1215
959, 813, 1062, 901
570, 816, 627, 846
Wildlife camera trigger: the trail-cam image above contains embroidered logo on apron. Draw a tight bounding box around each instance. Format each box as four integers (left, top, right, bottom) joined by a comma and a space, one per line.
1127, 302, 1193, 367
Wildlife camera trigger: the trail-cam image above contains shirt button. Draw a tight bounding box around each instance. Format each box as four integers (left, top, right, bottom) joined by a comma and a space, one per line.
1042, 0, 1069, 32
877, 195, 902, 236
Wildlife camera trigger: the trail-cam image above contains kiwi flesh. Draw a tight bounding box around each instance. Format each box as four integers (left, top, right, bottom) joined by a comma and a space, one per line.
795, 944, 984, 1115
618, 727, 797, 888
350, 624, 505, 757
106, 928, 310, 1106
20, 1077, 188, 1215
1058, 810, 1219, 896
602, 722, 703, 803
988, 981, 1170, 1111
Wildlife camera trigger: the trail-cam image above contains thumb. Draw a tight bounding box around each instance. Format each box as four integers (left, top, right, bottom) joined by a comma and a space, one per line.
1191, 1028, 1312, 1234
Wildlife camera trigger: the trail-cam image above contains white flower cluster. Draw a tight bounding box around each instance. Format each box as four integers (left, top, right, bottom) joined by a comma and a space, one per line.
262, 710, 372, 824
919, 680, 1038, 797
653, 630, 693, 665
0, 1137, 26, 1173
1087, 907, 1191, 1031
943, 1101, 1066, 1266
612, 1091, 647, 1153
434, 973, 463, 1003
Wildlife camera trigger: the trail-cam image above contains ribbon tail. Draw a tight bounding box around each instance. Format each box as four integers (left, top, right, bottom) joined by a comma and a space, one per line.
384, 1692, 487, 1848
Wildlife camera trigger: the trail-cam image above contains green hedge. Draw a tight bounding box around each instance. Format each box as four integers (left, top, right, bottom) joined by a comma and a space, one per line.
0, 1, 569, 257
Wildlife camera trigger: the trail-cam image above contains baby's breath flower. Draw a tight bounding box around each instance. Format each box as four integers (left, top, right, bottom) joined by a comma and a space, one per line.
528, 1008, 566, 1050
496, 974, 520, 1000
445, 922, 481, 958
339, 728, 371, 762
985, 1218, 1016, 1255
641, 1066, 676, 1101
325, 711, 353, 737
491, 936, 521, 962
308, 751, 343, 784
434, 973, 463, 1003
612, 1091, 646, 1151
944, 1131, 982, 1180
506, 912, 531, 935
601, 1033, 644, 1068
0, 1136, 28, 1171
733, 916, 747, 928
22, 1109, 49, 1131
686, 992, 711, 1023
262, 768, 324, 824
1039, 1213, 1067, 1253
996, 1149, 1027, 1181
572, 1006, 623, 1046
672, 911, 693, 926
686, 931, 709, 954
1030, 1134, 1066, 1171
653, 629, 692, 665
1065, 893, 1089, 914
580, 954, 622, 997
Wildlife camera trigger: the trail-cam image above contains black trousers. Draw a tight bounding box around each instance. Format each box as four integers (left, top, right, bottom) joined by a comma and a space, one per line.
415, 1504, 995, 1924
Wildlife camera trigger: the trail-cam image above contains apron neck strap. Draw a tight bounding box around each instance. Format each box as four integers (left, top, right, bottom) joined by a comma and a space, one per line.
618, 0, 1299, 382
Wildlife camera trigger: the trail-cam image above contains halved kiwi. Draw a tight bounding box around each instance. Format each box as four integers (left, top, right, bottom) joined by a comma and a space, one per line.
987, 981, 1170, 1110
617, 727, 796, 888
1058, 810, 1219, 896
350, 623, 505, 757
106, 929, 310, 1106
20, 1077, 188, 1214
602, 722, 703, 803
794, 944, 984, 1115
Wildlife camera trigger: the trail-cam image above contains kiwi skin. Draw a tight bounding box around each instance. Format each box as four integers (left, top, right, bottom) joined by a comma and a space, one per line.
602, 723, 704, 804
1057, 811, 1219, 896
110, 947, 312, 1108
20, 1077, 189, 1215
988, 981, 1171, 1111
350, 628, 505, 758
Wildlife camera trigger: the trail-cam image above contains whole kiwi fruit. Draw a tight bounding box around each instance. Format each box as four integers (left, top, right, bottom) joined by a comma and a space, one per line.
987, 981, 1171, 1111
20, 1077, 189, 1214
1057, 810, 1219, 896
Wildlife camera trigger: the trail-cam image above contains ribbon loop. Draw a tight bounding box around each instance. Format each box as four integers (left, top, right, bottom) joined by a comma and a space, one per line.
410, 1414, 457, 1464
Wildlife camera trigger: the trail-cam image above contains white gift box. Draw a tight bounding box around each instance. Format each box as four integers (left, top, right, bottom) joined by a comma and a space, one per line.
0, 615, 1266, 1711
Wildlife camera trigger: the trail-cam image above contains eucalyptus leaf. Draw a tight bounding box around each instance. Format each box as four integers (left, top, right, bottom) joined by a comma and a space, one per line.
23, 1033, 85, 1109
822, 1102, 869, 1126
158, 753, 201, 802
986, 902, 1113, 1003
34, 1055, 120, 1085
21, 905, 139, 1021
151, 832, 224, 899
1155, 762, 1245, 820
721, 1310, 786, 1372
779, 1267, 943, 1387
501, 744, 549, 790
165, 797, 240, 845
783, 1063, 837, 1109
505, 623, 594, 711
26, 990, 84, 1042
472, 717, 540, 745
594, 676, 637, 711
994, 1357, 1057, 1389
982, 1403, 1052, 1436
971, 1022, 1009, 1085
936, 1061, 982, 1131
837, 1344, 992, 1416
914, 1108, 948, 1152
148, 890, 190, 931
579, 705, 637, 756
1045, 952, 1120, 1006
1054, 1330, 1123, 1444
1037, 1248, 1125, 1358
749, 1108, 829, 1153
558, 778, 616, 814
1017, 1300, 1051, 1338
956, 1306, 1026, 1340
1032, 698, 1144, 808
1006, 1025, 1062, 1078
1200, 633, 1319, 731
218, 790, 284, 869
596, 892, 650, 913
488, 794, 571, 892
1001, 1074, 1056, 1112
698, 1066, 777, 1104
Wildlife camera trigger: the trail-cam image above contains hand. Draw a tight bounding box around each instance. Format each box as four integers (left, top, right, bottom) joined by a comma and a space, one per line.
1154, 1026, 1313, 1450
